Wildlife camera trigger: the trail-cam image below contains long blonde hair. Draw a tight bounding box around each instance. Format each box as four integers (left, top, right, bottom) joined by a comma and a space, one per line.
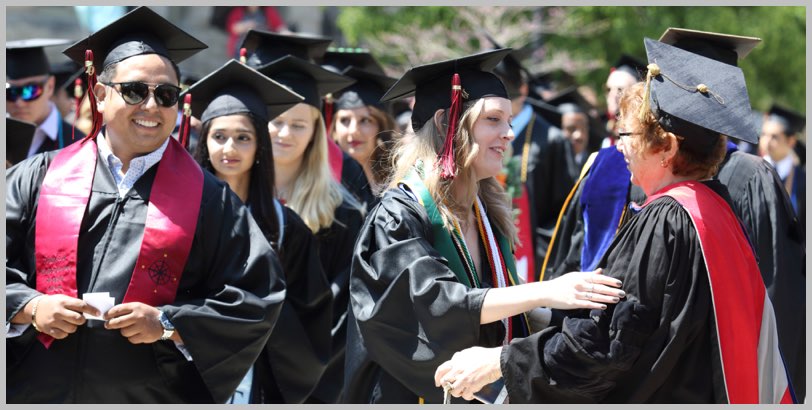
387, 98, 517, 244
287, 105, 354, 233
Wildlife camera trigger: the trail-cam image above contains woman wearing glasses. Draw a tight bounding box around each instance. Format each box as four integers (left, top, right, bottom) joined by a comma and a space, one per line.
186, 60, 333, 404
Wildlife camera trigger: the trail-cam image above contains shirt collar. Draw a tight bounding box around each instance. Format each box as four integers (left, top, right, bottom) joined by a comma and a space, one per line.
511, 103, 534, 135
764, 154, 795, 180
40, 103, 60, 141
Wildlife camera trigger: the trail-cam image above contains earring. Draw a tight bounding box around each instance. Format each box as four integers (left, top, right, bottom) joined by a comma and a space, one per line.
255, 159, 260, 165
660, 158, 668, 168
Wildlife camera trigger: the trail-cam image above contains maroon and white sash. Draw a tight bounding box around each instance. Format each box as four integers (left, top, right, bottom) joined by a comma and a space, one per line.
34, 136, 203, 347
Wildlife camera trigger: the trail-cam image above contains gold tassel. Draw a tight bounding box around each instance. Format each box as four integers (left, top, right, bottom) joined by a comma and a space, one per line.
638, 63, 660, 123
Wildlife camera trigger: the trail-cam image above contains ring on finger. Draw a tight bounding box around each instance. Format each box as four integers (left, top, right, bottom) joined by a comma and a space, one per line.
586, 292, 592, 300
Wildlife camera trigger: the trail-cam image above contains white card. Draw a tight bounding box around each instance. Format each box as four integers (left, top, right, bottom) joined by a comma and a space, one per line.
82, 292, 115, 320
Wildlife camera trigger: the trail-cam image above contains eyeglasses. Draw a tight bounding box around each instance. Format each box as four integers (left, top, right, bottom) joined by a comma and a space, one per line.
617, 131, 643, 138
102, 81, 181, 108
6, 81, 47, 102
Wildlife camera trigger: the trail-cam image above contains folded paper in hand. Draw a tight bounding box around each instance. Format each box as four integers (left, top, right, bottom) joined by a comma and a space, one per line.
82, 292, 115, 320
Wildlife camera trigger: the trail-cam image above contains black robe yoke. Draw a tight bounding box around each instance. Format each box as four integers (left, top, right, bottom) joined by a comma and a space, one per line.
502, 182, 733, 403
309, 195, 365, 403
6, 149, 286, 403
252, 205, 333, 403
343, 188, 513, 404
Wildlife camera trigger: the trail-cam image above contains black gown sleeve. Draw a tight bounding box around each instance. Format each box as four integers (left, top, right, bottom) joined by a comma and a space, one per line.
502, 197, 714, 403
254, 206, 333, 403
6, 153, 51, 322
348, 189, 492, 400
145, 171, 287, 404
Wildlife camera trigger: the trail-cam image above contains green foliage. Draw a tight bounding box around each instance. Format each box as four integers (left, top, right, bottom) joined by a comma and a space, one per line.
335, 6, 805, 112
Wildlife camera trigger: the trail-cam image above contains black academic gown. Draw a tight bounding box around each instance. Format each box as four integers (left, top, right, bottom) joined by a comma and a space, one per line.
308, 193, 365, 403
343, 188, 522, 404
341, 152, 376, 212
6, 149, 286, 404
502, 181, 734, 403
512, 114, 571, 270
250, 204, 333, 403
716, 151, 806, 400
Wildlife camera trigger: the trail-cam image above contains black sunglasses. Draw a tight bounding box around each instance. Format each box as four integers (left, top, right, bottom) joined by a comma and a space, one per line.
6, 81, 47, 102
103, 81, 181, 108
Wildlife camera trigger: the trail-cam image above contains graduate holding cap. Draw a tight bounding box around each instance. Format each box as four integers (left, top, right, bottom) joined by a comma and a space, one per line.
240, 29, 366, 404
439, 38, 793, 404
6, 7, 287, 403
186, 59, 333, 404
344, 49, 625, 404
6, 38, 86, 157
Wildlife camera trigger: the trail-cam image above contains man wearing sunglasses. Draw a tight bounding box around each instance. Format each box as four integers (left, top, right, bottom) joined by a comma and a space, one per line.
6, 7, 291, 404
6, 38, 85, 160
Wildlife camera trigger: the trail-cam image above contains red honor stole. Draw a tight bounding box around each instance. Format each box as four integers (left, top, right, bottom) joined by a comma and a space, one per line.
645, 181, 794, 404
34, 136, 203, 348
327, 138, 344, 182
511, 188, 535, 283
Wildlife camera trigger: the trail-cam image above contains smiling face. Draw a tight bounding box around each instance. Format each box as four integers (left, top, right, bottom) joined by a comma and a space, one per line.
268, 102, 317, 168
95, 54, 179, 162
206, 114, 257, 182
470, 97, 514, 181
333, 106, 381, 165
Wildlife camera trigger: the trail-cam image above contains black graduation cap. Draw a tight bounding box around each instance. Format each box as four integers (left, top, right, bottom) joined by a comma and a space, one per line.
380, 49, 511, 132
50, 60, 84, 93
546, 86, 593, 115
319, 48, 386, 75
334, 66, 397, 111
658, 27, 761, 67
641, 37, 757, 147
257, 56, 355, 109
525, 97, 562, 128
240, 29, 332, 68
6, 117, 37, 165
611, 54, 647, 81
6, 38, 72, 80
181, 59, 304, 124
767, 104, 805, 136
62, 6, 207, 71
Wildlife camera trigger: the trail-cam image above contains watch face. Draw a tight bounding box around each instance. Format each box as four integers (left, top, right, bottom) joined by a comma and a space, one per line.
159, 312, 175, 330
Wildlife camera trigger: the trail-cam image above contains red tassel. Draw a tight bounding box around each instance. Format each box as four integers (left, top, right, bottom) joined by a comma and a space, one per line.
438, 73, 463, 179
239, 47, 247, 65
72, 77, 83, 141
324, 95, 334, 139
83, 50, 102, 142
179, 94, 192, 150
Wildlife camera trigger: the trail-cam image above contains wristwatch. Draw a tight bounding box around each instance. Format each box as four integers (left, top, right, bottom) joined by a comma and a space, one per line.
157, 310, 175, 341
